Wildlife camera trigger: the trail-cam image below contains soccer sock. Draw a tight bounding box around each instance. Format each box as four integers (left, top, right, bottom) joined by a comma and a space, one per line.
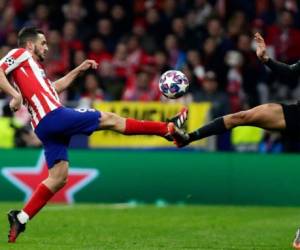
188, 117, 227, 142
124, 118, 168, 136
22, 183, 54, 220
17, 210, 29, 224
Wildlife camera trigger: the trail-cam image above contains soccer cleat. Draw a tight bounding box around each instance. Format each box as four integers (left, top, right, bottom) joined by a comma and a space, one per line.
167, 122, 190, 147
8, 210, 26, 243
293, 228, 300, 249
164, 107, 188, 141
167, 107, 188, 128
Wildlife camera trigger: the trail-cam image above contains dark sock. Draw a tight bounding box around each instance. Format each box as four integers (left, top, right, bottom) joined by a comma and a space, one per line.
188, 117, 227, 142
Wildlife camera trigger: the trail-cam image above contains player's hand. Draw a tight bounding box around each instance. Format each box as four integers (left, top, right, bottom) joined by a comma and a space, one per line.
9, 94, 22, 112
77, 60, 99, 72
254, 32, 269, 63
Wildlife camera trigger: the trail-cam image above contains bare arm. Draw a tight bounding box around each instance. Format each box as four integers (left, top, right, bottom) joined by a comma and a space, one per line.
0, 68, 22, 111
54, 60, 98, 94
254, 32, 300, 77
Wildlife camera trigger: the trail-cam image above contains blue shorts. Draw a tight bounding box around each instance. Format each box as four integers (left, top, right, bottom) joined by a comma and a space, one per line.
35, 107, 101, 168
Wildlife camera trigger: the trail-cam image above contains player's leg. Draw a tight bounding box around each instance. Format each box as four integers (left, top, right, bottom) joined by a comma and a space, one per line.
97, 107, 188, 138
174, 103, 286, 147
21, 160, 68, 219
8, 130, 70, 243
8, 160, 68, 242
223, 103, 285, 130
8, 160, 68, 243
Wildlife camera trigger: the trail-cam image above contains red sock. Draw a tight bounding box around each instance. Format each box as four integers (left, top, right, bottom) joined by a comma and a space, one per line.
23, 183, 54, 219
124, 118, 168, 136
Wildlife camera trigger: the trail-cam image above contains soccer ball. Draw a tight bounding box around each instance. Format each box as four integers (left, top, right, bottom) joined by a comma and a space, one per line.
159, 70, 189, 99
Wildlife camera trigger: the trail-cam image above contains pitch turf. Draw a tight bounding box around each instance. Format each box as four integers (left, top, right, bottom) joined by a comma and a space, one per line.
0, 202, 299, 249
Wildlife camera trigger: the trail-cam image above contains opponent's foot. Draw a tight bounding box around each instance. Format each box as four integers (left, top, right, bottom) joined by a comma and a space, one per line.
167, 122, 190, 147
8, 210, 26, 243
164, 107, 188, 141
293, 228, 300, 249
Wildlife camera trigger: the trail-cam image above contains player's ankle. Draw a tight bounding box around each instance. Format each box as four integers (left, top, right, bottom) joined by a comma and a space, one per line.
17, 210, 29, 224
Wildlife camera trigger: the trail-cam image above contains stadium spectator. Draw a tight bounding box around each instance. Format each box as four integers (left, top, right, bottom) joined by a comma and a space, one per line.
110, 4, 131, 39
96, 18, 117, 53
186, 49, 205, 87
87, 36, 112, 64
98, 61, 125, 100
24, 4, 50, 34
164, 34, 186, 70
194, 70, 230, 118
111, 42, 131, 79
44, 30, 69, 79
237, 33, 264, 107
265, 9, 300, 62
225, 50, 244, 112
78, 72, 104, 108
194, 0, 213, 27
61, 21, 84, 51
122, 68, 160, 102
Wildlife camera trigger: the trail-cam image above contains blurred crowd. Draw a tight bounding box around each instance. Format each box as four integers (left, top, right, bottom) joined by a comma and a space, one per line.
0, 0, 300, 150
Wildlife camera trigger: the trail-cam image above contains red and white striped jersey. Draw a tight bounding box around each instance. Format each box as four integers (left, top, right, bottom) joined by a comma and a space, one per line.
0, 48, 62, 128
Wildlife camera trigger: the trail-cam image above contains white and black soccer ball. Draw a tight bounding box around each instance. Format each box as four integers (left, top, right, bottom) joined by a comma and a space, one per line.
159, 70, 189, 99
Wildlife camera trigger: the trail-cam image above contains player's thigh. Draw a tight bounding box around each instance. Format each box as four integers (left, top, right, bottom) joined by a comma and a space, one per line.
280, 102, 300, 135
245, 103, 286, 130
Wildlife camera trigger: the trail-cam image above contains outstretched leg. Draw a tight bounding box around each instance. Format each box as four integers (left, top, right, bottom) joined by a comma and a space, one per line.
97, 107, 188, 139
176, 103, 286, 147
223, 103, 285, 130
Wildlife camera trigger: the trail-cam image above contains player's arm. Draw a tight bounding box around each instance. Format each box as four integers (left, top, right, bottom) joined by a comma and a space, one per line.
254, 32, 300, 77
54, 59, 98, 93
0, 68, 22, 111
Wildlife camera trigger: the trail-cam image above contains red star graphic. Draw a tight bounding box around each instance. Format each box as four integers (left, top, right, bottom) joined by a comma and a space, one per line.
2, 152, 99, 203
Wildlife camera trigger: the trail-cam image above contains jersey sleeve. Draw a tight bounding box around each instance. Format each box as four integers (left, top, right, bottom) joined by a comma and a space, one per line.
0, 48, 31, 75
265, 59, 300, 77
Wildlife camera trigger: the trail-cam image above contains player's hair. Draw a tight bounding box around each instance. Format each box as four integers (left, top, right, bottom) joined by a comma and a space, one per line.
17, 27, 45, 48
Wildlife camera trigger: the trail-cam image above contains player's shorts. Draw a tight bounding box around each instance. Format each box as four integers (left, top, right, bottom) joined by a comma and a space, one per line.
281, 101, 300, 137
35, 107, 101, 168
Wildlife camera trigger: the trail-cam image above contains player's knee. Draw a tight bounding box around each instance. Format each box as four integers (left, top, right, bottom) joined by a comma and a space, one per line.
99, 112, 119, 129
99, 112, 125, 131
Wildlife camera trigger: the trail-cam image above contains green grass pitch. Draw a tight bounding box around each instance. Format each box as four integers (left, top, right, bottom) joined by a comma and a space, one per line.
0, 202, 299, 249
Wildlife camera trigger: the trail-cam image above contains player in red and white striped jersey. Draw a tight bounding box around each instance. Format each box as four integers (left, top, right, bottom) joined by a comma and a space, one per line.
0, 47, 61, 128
2, 27, 188, 243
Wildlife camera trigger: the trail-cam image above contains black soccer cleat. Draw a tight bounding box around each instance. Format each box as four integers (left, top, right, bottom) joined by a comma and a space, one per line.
8, 210, 26, 243
293, 228, 300, 249
167, 122, 190, 147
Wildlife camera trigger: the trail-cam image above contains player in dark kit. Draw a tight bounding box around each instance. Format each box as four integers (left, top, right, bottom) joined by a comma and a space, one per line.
0, 27, 188, 243
170, 32, 300, 249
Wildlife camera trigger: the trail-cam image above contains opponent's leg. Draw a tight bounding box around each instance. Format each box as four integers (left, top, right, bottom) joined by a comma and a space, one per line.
8, 161, 68, 243
175, 103, 286, 147
223, 103, 285, 130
